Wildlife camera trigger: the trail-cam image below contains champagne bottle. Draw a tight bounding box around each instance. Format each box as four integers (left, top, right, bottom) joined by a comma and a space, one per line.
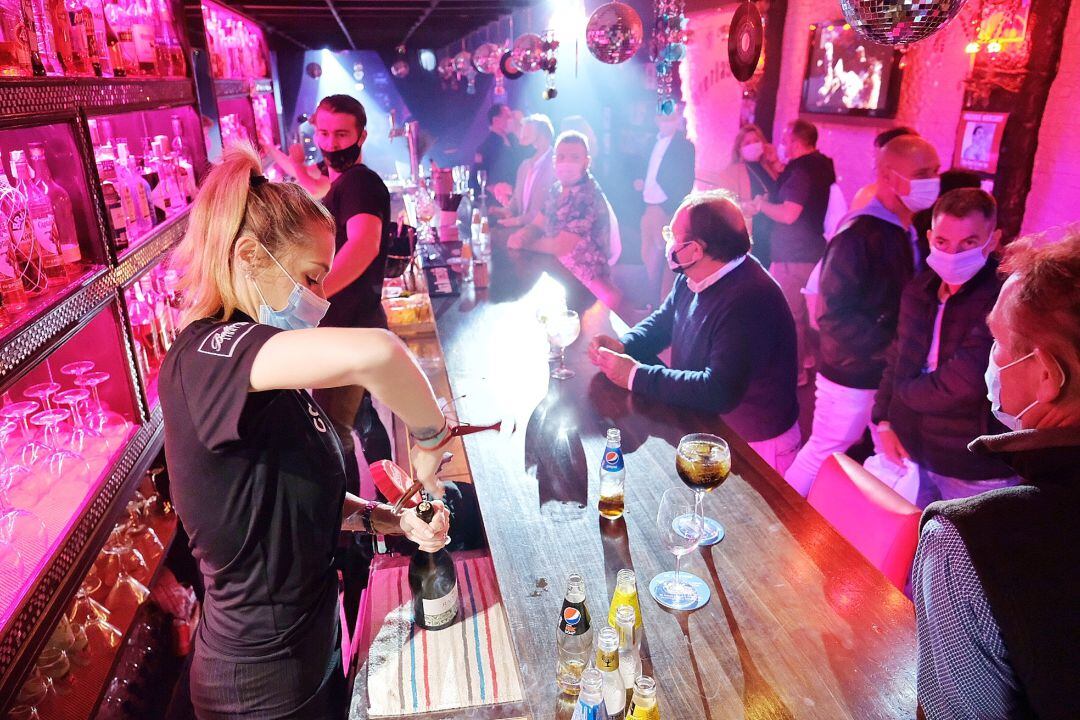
408, 500, 458, 631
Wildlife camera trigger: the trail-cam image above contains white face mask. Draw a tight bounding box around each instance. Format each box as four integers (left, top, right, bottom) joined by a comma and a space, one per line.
984, 342, 1064, 431
741, 142, 764, 163
554, 161, 584, 186
896, 173, 940, 212
926, 235, 992, 286
251, 244, 330, 331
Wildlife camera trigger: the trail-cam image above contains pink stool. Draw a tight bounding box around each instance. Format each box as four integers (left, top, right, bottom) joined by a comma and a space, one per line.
808, 453, 921, 589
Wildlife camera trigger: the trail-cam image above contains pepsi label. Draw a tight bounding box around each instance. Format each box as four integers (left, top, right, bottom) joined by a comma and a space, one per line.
559, 602, 590, 636
601, 447, 624, 472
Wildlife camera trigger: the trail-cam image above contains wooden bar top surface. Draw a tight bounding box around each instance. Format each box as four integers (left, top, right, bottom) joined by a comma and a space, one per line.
386, 242, 916, 719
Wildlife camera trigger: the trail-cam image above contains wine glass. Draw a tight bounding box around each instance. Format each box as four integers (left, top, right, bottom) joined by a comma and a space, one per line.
477, 168, 488, 208
544, 310, 580, 380
649, 487, 710, 610
675, 433, 731, 547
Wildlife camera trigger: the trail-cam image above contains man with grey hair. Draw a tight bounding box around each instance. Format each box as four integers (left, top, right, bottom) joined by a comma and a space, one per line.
498, 113, 555, 229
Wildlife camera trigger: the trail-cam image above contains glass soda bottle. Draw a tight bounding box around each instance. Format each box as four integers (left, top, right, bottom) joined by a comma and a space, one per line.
608, 569, 643, 631
627, 675, 660, 720
598, 428, 626, 519
614, 604, 641, 689
595, 626, 625, 719
557, 572, 593, 695
571, 668, 609, 720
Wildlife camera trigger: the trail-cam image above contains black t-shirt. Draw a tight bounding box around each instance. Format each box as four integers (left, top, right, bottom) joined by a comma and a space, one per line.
771, 150, 836, 263
159, 314, 347, 661
475, 131, 526, 187
321, 163, 391, 329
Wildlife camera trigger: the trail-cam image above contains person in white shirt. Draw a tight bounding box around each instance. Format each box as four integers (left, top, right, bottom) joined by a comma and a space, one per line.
634, 103, 696, 304
497, 114, 555, 229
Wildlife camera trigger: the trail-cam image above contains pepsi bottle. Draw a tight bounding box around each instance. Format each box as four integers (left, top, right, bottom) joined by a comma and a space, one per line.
556, 572, 593, 694
598, 428, 625, 519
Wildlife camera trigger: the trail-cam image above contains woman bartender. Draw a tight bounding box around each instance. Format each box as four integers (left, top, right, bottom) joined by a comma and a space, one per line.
159, 142, 451, 719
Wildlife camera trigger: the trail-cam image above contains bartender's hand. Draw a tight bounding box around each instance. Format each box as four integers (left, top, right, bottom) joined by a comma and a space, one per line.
507, 229, 527, 250
288, 142, 305, 166
588, 334, 625, 364
595, 347, 638, 390
410, 444, 448, 499
492, 182, 513, 206
398, 500, 451, 552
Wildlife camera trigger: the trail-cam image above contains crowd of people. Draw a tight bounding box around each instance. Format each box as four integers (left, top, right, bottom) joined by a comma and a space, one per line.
160, 89, 1077, 720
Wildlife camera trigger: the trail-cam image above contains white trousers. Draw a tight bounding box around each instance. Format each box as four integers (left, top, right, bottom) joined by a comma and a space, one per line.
785, 374, 880, 496
748, 422, 802, 477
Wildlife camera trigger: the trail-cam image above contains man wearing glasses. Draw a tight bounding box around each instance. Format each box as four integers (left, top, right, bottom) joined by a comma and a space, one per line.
589, 190, 801, 474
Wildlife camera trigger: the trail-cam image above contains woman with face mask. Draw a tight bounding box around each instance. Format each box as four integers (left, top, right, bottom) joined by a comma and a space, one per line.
160, 142, 450, 720
507, 131, 619, 301
721, 124, 781, 267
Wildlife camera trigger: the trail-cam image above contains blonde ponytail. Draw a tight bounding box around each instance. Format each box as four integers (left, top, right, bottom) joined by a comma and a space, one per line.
173, 141, 335, 327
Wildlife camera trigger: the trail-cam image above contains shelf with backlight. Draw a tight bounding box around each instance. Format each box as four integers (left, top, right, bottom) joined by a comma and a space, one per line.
0, 78, 196, 122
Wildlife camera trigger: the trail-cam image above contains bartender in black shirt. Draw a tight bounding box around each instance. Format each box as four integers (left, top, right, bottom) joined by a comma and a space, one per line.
160, 141, 449, 719
307, 94, 395, 472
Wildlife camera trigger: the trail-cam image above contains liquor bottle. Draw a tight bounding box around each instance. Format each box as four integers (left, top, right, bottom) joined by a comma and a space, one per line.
0, 0, 33, 76
607, 569, 642, 631
18, 0, 46, 74
408, 500, 459, 631
150, 135, 184, 215
0, 168, 29, 309
595, 627, 626, 719
128, 0, 153, 75
170, 115, 196, 201
557, 572, 593, 694
598, 428, 626, 519
477, 216, 491, 258
27, 142, 80, 267
103, 0, 135, 76
98, 0, 122, 76
571, 668, 610, 720
11, 150, 65, 284
45, 0, 75, 72
66, 0, 99, 75
155, 0, 182, 76
614, 605, 641, 690
460, 237, 474, 283
28, 0, 61, 73
626, 676, 660, 720
470, 207, 481, 241
115, 141, 153, 238
97, 156, 130, 250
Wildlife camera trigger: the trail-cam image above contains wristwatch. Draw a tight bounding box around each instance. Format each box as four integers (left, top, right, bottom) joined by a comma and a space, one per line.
357, 500, 378, 535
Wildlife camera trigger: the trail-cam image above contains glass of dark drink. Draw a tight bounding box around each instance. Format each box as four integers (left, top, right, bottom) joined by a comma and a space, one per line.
675, 433, 731, 546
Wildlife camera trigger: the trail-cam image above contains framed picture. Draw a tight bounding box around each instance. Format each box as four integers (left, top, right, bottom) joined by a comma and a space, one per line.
800, 21, 902, 118
954, 111, 1008, 174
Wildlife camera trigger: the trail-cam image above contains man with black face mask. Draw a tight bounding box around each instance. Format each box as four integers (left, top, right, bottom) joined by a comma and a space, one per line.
308, 94, 393, 475
588, 191, 800, 474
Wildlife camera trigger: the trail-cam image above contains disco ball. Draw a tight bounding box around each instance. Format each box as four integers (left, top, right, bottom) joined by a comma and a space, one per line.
585, 2, 644, 64
511, 33, 544, 73
305, 62, 322, 78
840, 0, 970, 46
453, 50, 473, 75
472, 42, 501, 74
391, 58, 409, 78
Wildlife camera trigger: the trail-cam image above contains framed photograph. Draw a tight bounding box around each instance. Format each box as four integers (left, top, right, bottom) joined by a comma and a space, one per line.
800, 21, 902, 118
954, 111, 1008, 174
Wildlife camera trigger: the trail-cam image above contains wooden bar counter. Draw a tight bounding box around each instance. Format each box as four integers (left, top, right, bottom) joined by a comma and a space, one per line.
356, 242, 917, 719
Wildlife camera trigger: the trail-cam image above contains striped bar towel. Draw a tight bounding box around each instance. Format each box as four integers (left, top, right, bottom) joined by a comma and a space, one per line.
365, 554, 524, 716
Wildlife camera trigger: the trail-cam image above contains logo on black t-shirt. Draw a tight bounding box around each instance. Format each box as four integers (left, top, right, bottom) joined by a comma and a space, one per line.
198, 322, 258, 358
306, 402, 328, 433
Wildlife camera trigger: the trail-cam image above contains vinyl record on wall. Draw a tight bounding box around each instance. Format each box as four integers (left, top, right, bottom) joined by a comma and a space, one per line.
728, 1, 763, 82
499, 51, 524, 79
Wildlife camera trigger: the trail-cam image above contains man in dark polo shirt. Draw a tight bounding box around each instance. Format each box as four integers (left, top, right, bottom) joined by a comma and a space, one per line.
475, 103, 526, 206
751, 119, 836, 384
309, 94, 392, 472
589, 190, 800, 474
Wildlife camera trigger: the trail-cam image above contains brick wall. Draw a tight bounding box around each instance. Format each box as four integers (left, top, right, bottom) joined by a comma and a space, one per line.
1020, 0, 1080, 236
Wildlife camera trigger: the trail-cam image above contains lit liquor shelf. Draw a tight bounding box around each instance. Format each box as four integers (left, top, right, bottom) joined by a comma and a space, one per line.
0, 78, 196, 122
0, 210, 189, 391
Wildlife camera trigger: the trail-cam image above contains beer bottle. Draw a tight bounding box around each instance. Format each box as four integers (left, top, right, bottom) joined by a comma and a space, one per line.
556, 572, 593, 694
598, 428, 625, 519
408, 500, 459, 630
627, 675, 660, 719
596, 626, 626, 719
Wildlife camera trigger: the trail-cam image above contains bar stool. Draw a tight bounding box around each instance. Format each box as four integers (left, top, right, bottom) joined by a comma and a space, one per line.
807, 453, 921, 590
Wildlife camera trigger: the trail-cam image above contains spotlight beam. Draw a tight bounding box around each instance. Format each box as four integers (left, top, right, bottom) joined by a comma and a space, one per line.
325, 0, 359, 50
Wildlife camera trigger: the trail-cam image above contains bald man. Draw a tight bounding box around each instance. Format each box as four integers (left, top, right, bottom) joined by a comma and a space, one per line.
785, 135, 941, 495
